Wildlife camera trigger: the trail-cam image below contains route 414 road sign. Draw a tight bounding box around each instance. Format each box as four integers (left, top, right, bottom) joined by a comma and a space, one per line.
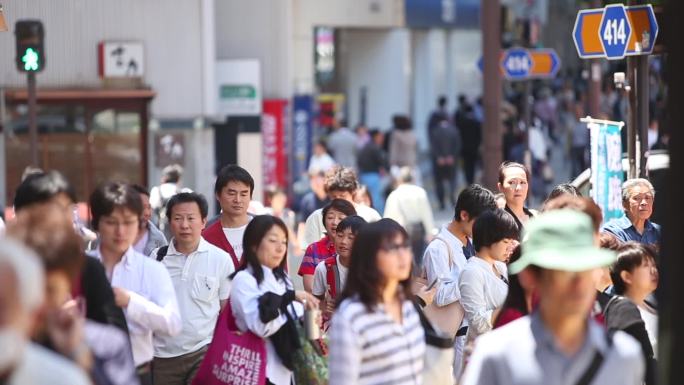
573, 3, 658, 60
477, 48, 560, 81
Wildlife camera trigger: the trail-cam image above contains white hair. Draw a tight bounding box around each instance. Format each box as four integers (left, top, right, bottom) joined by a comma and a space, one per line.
0, 237, 45, 312
621, 178, 655, 204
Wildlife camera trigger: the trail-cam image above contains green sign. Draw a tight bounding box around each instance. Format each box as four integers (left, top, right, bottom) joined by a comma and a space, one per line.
589, 119, 624, 224
220, 85, 256, 99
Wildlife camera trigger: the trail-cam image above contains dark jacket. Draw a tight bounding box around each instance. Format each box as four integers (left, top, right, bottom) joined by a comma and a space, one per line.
429, 123, 461, 160
79, 257, 129, 334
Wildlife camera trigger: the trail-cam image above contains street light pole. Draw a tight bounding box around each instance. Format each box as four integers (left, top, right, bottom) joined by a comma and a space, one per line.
27, 71, 38, 166
481, 0, 502, 190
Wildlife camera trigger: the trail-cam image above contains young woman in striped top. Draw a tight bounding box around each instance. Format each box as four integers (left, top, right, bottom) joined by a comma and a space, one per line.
329, 218, 425, 385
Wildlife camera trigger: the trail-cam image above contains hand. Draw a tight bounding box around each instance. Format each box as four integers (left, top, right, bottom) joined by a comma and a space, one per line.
295, 290, 320, 310
47, 303, 92, 370
112, 287, 131, 308
323, 290, 335, 320
415, 285, 437, 307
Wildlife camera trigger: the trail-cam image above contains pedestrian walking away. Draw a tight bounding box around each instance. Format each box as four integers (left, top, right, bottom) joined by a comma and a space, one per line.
461, 210, 645, 385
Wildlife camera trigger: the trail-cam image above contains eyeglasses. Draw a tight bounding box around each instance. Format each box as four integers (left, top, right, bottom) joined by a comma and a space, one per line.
381, 242, 411, 253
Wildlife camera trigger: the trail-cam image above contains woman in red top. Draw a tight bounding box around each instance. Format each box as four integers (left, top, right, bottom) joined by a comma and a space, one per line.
298, 199, 356, 292
493, 245, 538, 328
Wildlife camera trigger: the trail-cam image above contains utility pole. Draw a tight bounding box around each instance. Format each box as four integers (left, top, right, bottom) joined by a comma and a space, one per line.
481, 0, 502, 190
588, 0, 602, 118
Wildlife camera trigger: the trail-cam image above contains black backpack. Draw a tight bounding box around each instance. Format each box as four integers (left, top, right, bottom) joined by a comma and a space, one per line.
155, 246, 169, 262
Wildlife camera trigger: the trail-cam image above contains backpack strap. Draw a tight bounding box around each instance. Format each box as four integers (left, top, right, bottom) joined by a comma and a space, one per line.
324, 257, 340, 298
156, 245, 169, 262
433, 236, 454, 268
574, 329, 615, 385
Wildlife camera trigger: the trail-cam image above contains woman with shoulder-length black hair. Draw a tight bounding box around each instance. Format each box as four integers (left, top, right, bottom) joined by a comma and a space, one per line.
329, 218, 425, 385
230, 215, 319, 385
459, 209, 519, 339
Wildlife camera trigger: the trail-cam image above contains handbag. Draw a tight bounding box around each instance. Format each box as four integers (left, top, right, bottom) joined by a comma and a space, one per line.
414, 237, 465, 337
290, 309, 329, 385
192, 303, 267, 385
412, 301, 455, 385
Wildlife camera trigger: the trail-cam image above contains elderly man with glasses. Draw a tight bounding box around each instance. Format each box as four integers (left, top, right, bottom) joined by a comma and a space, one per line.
601, 178, 661, 250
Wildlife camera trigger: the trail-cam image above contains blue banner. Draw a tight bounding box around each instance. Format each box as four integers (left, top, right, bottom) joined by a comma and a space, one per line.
589, 120, 624, 223
292, 95, 313, 182
405, 0, 480, 29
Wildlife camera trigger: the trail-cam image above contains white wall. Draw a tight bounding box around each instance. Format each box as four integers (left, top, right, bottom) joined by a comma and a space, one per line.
340, 29, 411, 131
448, 29, 482, 101
0, 0, 205, 119
411, 29, 448, 151
215, 0, 293, 100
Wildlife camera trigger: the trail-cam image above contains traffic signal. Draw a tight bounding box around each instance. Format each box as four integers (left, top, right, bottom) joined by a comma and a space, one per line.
15, 20, 45, 73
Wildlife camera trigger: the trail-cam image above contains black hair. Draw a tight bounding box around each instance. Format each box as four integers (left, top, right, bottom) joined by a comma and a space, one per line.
162, 164, 183, 183
497, 245, 527, 318
13, 170, 77, 211
611, 241, 658, 295
453, 184, 498, 222
324, 167, 359, 194
472, 209, 520, 251
322, 199, 357, 220
546, 183, 581, 201
337, 218, 412, 311
335, 215, 367, 235
438, 95, 447, 108
130, 183, 150, 197
232, 215, 289, 285
89, 182, 143, 231
165, 192, 209, 220
498, 161, 530, 184
214, 164, 255, 197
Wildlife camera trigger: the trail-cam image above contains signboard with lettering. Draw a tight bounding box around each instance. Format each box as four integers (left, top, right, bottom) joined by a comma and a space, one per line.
98, 41, 144, 78
586, 118, 625, 223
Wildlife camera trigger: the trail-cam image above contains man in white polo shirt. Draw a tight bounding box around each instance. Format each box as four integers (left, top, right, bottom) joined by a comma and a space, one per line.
152, 192, 235, 385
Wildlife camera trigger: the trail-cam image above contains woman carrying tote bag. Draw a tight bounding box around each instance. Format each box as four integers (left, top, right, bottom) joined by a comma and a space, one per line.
197, 215, 320, 385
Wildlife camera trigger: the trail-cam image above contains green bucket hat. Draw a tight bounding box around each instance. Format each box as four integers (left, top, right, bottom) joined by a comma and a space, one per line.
508, 209, 616, 275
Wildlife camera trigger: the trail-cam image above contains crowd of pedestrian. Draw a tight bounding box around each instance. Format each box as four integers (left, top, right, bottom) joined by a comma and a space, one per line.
0, 142, 663, 385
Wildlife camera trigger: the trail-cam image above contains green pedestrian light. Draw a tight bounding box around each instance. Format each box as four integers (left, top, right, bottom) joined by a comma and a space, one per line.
15, 20, 45, 73
22, 47, 39, 71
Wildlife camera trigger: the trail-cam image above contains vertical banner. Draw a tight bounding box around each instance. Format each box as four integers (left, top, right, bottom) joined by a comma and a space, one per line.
588, 119, 624, 223
292, 95, 313, 183
262, 99, 289, 199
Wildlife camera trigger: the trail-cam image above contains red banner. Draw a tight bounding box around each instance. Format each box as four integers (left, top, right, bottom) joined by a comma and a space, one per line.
261, 99, 289, 199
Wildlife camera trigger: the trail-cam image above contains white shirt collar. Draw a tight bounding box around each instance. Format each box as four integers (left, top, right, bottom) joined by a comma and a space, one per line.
95, 245, 137, 269
166, 236, 211, 256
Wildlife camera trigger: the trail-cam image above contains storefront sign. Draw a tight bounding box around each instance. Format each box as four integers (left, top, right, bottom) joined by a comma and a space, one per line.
404, 0, 479, 29
262, 99, 288, 196
98, 41, 145, 78
587, 118, 624, 223
292, 95, 313, 181
217, 59, 261, 116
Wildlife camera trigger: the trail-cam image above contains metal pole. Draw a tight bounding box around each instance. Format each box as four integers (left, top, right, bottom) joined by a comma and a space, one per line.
626, 57, 637, 179
27, 72, 38, 167
587, 0, 602, 117
588, 61, 601, 117
522, 80, 532, 173
481, 0, 502, 190
637, 55, 649, 178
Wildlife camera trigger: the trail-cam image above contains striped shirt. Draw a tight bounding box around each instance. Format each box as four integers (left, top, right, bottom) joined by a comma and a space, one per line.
329, 297, 425, 385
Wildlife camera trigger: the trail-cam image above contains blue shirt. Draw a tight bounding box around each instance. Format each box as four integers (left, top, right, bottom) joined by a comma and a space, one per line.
601, 215, 661, 249
461, 311, 645, 385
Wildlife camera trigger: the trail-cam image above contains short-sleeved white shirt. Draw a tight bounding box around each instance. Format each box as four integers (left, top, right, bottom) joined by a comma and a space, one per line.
152, 237, 235, 358
312, 255, 349, 297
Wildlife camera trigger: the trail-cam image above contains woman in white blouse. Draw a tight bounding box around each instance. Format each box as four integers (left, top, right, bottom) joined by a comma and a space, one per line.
230, 215, 319, 385
329, 218, 425, 385
459, 209, 519, 340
